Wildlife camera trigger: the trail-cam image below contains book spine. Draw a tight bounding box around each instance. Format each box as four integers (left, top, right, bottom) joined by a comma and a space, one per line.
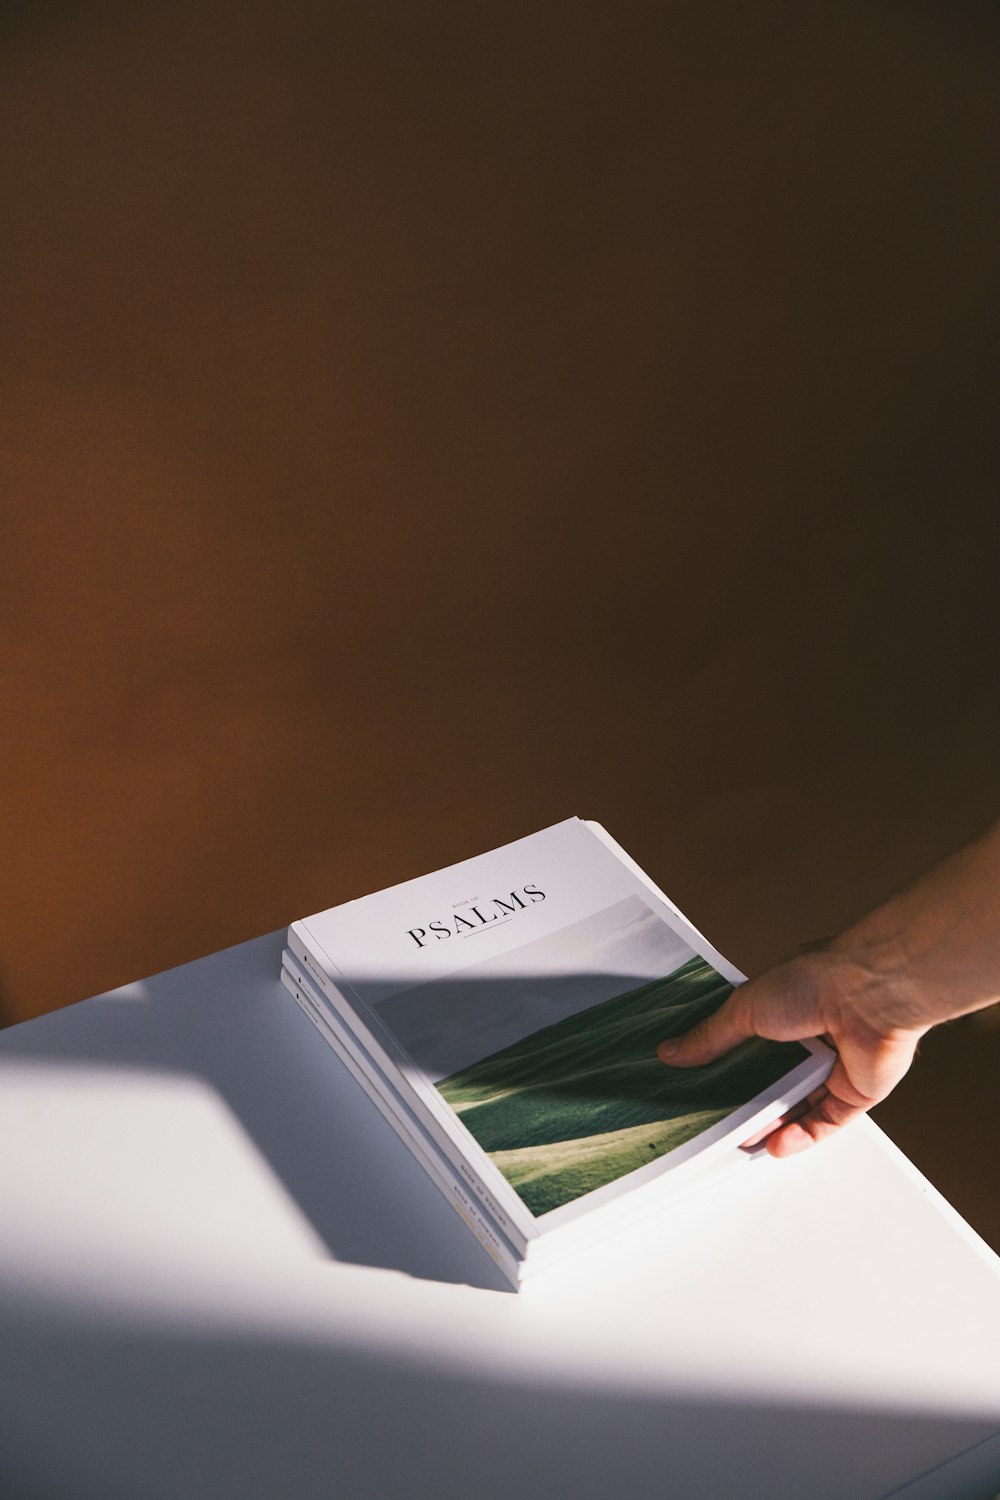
280, 965, 522, 1287
287, 925, 532, 1251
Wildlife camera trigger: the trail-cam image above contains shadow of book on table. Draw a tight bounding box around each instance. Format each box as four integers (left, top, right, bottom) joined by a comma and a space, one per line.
0, 936, 799, 1291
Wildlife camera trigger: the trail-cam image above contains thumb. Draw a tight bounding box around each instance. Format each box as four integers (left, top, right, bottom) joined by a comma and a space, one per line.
657, 986, 754, 1067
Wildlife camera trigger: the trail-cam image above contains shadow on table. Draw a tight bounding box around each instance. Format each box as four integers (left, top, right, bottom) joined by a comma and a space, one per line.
3, 934, 999, 1498
0, 1269, 997, 1500
0, 930, 811, 1293
0, 933, 520, 1291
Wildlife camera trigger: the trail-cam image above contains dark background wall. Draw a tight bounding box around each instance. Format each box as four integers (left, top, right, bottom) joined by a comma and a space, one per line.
2, 3, 997, 1242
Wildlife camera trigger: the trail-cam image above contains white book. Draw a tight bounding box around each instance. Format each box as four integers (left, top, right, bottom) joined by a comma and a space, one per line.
287, 818, 833, 1275
282, 948, 779, 1286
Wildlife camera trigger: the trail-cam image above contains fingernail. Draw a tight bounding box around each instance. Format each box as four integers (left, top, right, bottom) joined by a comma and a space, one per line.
657, 1040, 680, 1059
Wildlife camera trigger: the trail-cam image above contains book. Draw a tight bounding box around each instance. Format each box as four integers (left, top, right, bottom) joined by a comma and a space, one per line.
283, 818, 833, 1285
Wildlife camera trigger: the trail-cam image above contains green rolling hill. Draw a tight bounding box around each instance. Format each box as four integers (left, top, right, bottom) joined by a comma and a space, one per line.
437, 956, 807, 1215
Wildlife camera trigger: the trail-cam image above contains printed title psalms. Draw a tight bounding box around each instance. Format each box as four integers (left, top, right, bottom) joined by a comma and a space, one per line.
407, 885, 545, 948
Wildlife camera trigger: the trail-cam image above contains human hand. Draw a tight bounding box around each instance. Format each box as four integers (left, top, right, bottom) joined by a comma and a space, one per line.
657, 817, 1000, 1156
656, 949, 926, 1156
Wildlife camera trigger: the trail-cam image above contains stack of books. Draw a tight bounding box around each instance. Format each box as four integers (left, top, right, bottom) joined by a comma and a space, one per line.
280, 818, 831, 1287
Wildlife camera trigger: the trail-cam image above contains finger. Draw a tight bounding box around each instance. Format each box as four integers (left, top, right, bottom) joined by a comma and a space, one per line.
762, 1051, 894, 1157
657, 988, 753, 1067
830, 1031, 921, 1112
765, 1090, 868, 1156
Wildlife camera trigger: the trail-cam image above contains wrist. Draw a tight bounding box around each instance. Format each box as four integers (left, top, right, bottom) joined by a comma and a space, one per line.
825, 924, 940, 1034
829, 877, 1000, 1030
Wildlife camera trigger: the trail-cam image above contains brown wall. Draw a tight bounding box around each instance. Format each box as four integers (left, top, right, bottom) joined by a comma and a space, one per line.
2, 4, 998, 1239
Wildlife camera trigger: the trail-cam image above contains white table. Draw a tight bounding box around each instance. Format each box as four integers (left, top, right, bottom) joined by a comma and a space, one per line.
1, 932, 997, 1499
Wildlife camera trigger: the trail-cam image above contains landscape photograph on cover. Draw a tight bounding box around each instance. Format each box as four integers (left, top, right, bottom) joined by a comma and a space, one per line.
374, 897, 808, 1217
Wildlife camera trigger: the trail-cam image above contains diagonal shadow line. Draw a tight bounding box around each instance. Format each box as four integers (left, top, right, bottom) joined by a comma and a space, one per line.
0, 932, 511, 1290
0, 924, 815, 1290
1, 930, 784, 1291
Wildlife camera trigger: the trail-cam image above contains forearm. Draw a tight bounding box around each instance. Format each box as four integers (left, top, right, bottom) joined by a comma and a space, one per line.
830, 818, 1000, 1031
661, 816, 1000, 1154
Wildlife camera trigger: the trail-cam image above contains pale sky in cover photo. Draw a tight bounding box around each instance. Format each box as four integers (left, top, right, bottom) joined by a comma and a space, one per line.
375, 896, 695, 1080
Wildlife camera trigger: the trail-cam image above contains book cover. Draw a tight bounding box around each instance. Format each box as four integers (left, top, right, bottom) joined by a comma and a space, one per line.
290, 819, 832, 1241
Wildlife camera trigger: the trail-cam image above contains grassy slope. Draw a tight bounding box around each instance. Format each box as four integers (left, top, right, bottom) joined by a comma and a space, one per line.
437, 956, 807, 1215
492, 1112, 730, 1216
